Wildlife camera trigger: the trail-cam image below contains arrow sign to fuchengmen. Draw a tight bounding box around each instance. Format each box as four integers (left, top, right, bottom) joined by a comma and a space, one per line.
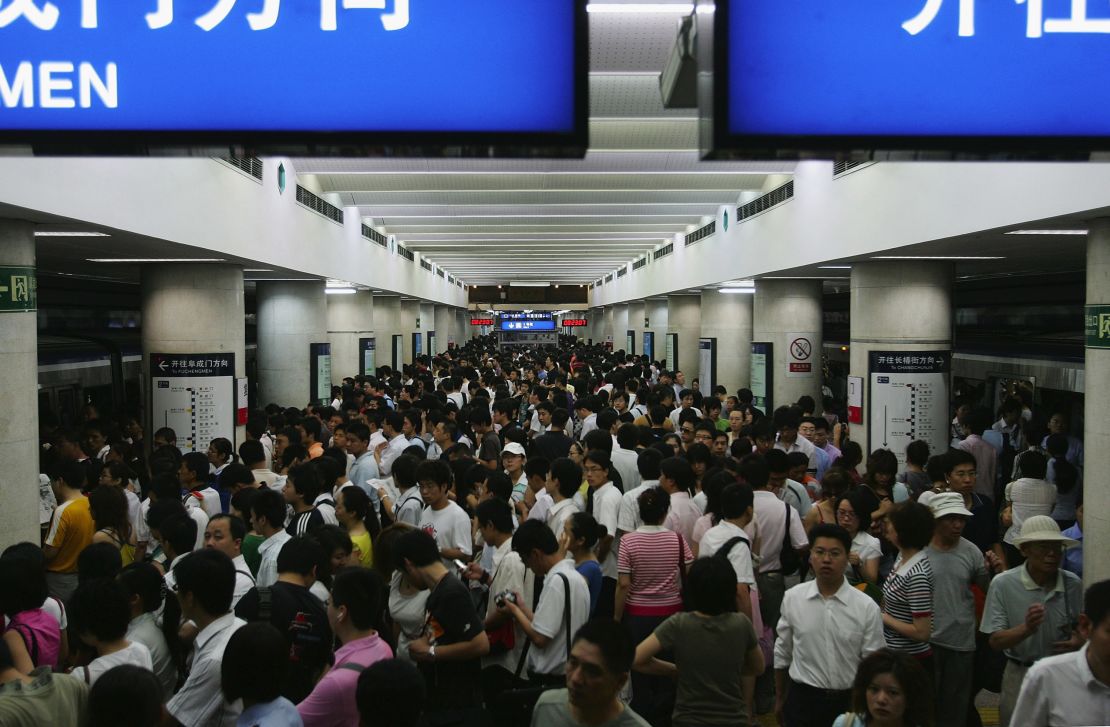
790, 338, 812, 360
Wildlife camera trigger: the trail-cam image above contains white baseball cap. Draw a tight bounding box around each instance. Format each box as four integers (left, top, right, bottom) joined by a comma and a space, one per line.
928, 492, 973, 520
501, 442, 527, 457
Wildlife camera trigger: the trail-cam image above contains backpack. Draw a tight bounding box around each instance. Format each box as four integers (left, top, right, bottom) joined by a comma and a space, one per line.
779, 504, 802, 576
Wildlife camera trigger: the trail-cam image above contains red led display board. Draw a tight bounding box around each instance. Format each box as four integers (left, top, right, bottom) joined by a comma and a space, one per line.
563, 319, 588, 327
470, 318, 495, 326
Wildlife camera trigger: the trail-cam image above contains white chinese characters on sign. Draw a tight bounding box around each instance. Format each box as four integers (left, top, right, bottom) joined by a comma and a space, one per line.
903, 0, 1110, 37
0, 0, 410, 31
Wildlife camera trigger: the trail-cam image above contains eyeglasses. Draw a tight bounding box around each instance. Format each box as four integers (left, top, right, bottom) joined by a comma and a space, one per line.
681, 427, 695, 434
835, 509, 858, 519
583, 465, 605, 474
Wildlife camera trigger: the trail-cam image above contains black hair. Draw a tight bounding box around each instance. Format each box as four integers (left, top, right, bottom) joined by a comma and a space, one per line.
71, 578, 131, 643
117, 562, 164, 614
486, 470, 514, 503
221, 622, 289, 704
571, 619, 634, 676
393, 454, 420, 491
849, 649, 934, 727
637, 486, 670, 525
78, 542, 124, 584
0, 554, 47, 615
476, 498, 514, 534
550, 458, 584, 499
512, 519, 561, 558
415, 459, 453, 488
636, 447, 663, 480
355, 659, 426, 727
685, 557, 738, 616
158, 515, 198, 559
276, 536, 325, 577
719, 483, 755, 520
567, 511, 606, 550
209, 513, 248, 543
888, 501, 936, 550
251, 488, 287, 531
338, 486, 383, 539
525, 456, 551, 480
739, 455, 771, 489
772, 406, 801, 431
173, 549, 235, 616
89, 665, 164, 727
763, 448, 789, 474
660, 456, 696, 494
809, 523, 852, 552
905, 440, 930, 468
583, 429, 613, 454
836, 489, 876, 533
238, 439, 265, 465
181, 451, 209, 485
925, 454, 948, 483
219, 463, 256, 491
393, 529, 441, 570
331, 567, 384, 631
943, 448, 977, 475
287, 463, 322, 502
230, 486, 261, 521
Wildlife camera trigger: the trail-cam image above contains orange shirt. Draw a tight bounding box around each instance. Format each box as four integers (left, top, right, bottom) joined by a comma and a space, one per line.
44, 496, 94, 573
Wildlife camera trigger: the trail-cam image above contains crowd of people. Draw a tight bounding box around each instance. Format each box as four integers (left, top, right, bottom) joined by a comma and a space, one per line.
4, 335, 1107, 727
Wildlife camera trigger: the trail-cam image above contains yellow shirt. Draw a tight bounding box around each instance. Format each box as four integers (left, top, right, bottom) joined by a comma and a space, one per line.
350, 531, 373, 568
45, 497, 94, 574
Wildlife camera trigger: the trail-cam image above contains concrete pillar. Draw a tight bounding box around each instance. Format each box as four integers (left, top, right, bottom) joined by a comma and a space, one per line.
667, 294, 701, 382
0, 221, 39, 551
701, 290, 754, 395
434, 305, 453, 354
143, 264, 247, 445
627, 301, 646, 356
753, 279, 823, 412
454, 309, 467, 346
419, 302, 435, 356
848, 263, 952, 459
400, 299, 420, 362
645, 298, 669, 362
373, 296, 402, 372
1085, 220, 1110, 589
256, 281, 327, 406
612, 304, 630, 353
326, 290, 374, 382
602, 306, 614, 345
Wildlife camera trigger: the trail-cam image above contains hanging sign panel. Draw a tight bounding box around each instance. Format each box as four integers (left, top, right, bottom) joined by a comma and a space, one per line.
309, 343, 332, 405
848, 375, 864, 425
360, 338, 376, 377
786, 332, 816, 378
643, 331, 655, 361
750, 342, 772, 412
699, 338, 717, 395
0, 0, 587, 152
715, 0, 1110, 152
150, 353, 235, 454
868, 351, 950, 467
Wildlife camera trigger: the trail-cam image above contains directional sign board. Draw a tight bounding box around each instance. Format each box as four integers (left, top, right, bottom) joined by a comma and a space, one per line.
868, 351, 950, 468
0, 266, 36, 311
150, 353, 235, 454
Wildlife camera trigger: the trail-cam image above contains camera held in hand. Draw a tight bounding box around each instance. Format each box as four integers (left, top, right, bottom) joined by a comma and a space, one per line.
494, 590, 518, 608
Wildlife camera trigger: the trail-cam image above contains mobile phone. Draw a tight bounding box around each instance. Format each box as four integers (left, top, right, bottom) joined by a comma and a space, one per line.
454, 559, 468, 571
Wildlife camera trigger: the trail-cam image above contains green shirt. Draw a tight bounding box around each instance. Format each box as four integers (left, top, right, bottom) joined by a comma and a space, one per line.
531, 689, 650, 727
654, 611, 758, 727
0, 668, 89, 727
241, 533, 265, 576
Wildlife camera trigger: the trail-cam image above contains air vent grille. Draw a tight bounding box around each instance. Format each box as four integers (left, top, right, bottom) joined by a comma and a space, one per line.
737, 180, 793, 222
437, 269, 446, 279
632, 257, 647, 271
361, 224, 387, 247
397, 246, 415, 262
653, 243, 675, 260
685, 220, 716, 246
616, 267, 627, 278
222, 157, 263, 180
296, 185, 344, 224
833, 160, 874, 177
420, 259, 432, 272
604, 274, 614, 283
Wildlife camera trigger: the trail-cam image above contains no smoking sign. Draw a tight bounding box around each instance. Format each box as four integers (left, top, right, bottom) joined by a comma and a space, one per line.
787, 333, 815, 377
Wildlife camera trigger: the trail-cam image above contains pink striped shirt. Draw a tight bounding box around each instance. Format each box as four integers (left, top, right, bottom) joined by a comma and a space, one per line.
618, 527, 693, 616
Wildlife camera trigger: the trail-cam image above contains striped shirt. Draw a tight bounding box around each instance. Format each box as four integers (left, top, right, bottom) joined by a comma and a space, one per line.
617, 526, 692, 616
881, 550, 933, 656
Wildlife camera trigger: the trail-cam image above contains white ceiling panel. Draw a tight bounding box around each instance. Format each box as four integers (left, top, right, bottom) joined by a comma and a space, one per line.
589, 14, 681, 72
346, 190, 740, 206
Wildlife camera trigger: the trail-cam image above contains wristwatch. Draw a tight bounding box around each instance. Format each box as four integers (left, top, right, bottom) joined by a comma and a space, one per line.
429, 644, 436, 661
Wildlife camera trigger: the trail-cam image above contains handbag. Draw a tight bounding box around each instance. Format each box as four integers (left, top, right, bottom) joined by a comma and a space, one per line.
491, 573, 572, 727
779, 504, 802, 576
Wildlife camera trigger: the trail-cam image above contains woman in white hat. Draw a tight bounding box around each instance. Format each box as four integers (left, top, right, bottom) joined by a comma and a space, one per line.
980, 515, 1084, 727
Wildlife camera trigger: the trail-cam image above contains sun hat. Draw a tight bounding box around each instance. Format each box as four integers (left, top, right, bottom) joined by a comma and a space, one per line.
1012, 515, 1080, 548
928, 492, 974, 519
501, 442, 527, 457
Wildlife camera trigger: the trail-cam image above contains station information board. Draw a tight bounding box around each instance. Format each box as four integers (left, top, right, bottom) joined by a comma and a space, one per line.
0, 0, 586, 151
470, 318, 496, 326
868, 351, 950, 468
563, 319, 587, 327
150, 353, 235, 453
718, 0, 1110, 151
499, 312, 555, 332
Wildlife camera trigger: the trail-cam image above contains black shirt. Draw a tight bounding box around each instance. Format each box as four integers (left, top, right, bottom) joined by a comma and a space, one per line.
421, 573, 485, 710
234, 581, 333, 704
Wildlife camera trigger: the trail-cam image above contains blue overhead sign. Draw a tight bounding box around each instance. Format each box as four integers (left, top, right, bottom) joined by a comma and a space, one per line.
720, 0, 1110, 148
0, 0, 584, 148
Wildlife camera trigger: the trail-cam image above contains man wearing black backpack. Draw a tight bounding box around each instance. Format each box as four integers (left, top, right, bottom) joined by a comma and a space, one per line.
739, 455, 808, 715
234, 537, 332, 704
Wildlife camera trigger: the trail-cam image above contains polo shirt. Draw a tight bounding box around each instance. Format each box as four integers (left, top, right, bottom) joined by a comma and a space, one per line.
699, 520, 755, 586
774, 578, 885, 690
530, 559, 592, 676
925, 537, 990, 652
1003, 478, 1057, 546
166, 613, 245, 726
746, 490, 808, 574
546, 498, 580, 539
297, 634, 393, 727
0, 669, 89, 726
44, 497, 94, 574
255, 530, 292, 588
980, 564, 1082, 664
347, 452, 382, 509
590, 483, 622, 579
616, 480, 659, 534
1011, 643, 1110, 726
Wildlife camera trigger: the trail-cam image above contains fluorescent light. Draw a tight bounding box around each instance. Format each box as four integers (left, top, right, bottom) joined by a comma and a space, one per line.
245, 278, 318, 282
1005, 229, 1088, 235
870, 256, 1004, 260
719, 288, 756, 294
244, 268, 273, 272
818, 265, 853, 269
510, 282, 550, 287
87, 258, 227, 263
36, 231, 111, 237
587, 3, 694, 12
325, 288, 357, 295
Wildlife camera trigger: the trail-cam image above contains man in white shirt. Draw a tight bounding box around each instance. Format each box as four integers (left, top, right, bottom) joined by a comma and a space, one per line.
250, 489, 292, 588
545, 458, 582, 538
698, 484, 757, 623
765, 450, 812, 518
616, 449, 662, 537
165, 550, 246, 727
772, 407, 818, 476
374, 411, 411, 478
1012, 578, 1110, 727
586, 457, 623, 620
180, 452, 222, 520
575, 399, 598, 441
415, 459, 473, 569
774, 523, 885, 727
240, 441, 278, 490
610, 424, 642, 495
345, 422, 382, 511
502, 520, 591, 681
203, 514, 257, 609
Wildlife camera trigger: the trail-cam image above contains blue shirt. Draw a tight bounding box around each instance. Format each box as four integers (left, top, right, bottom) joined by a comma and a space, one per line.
237, 697, 303, 727
576, 560, 603, 616
1063, 523, 1083, 578
347, 452, 382, 510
